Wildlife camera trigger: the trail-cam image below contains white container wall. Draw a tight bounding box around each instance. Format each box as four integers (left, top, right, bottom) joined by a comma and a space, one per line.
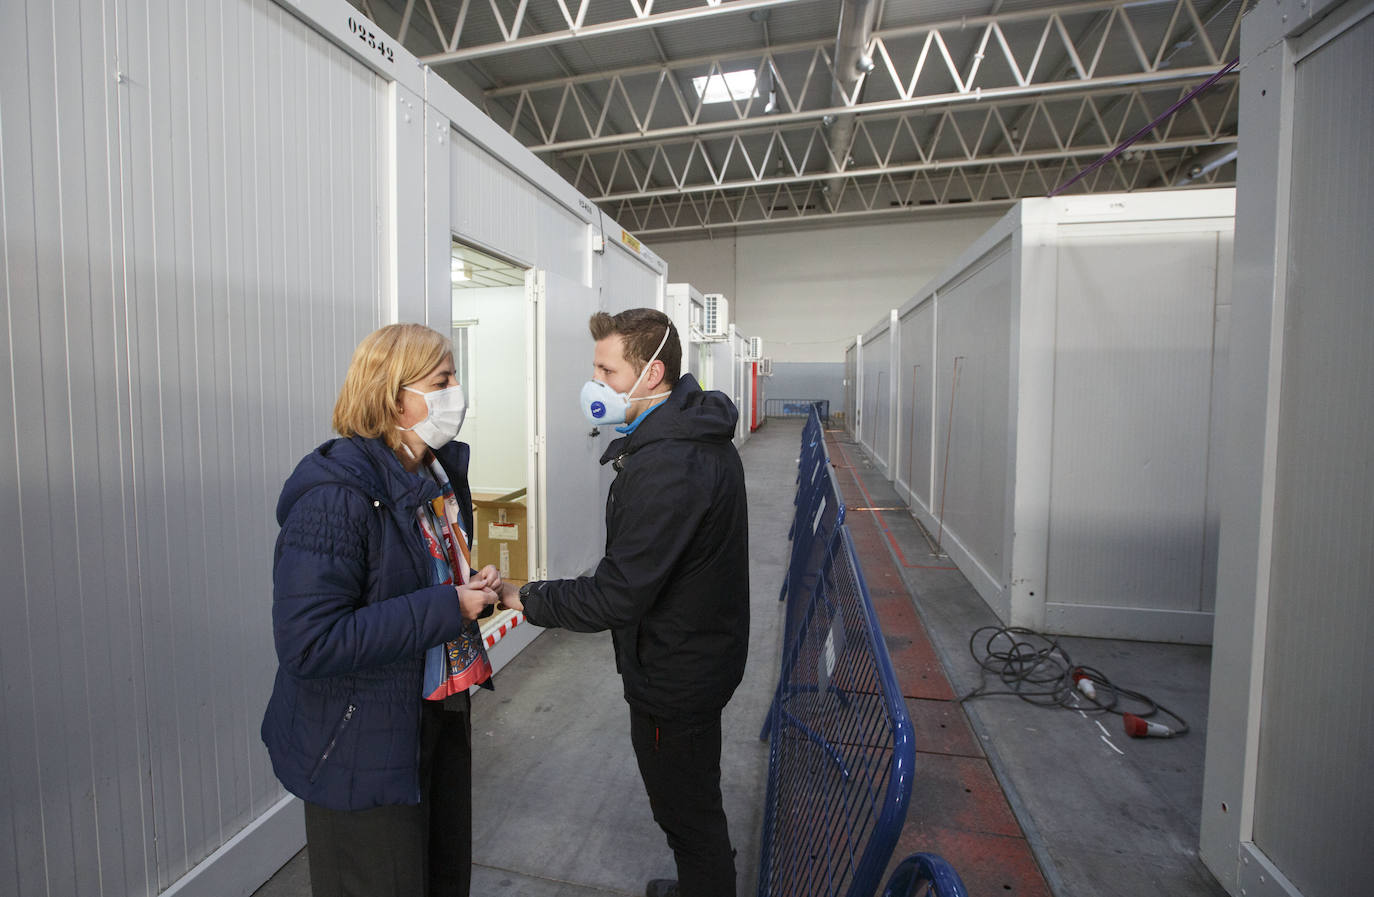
895, 300, 935, 511
872, 191, 1234, 643
1, 2, 388, 894
858, 317, 895, 477
1201, 3, 1374, 896
844, 341, 859, 434
730, 326, 753, 448
751, 363, 768, 433
0, 0, 668, 895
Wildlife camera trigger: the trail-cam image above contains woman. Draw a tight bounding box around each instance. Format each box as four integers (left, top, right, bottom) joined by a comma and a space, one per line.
261, 323, 500, 897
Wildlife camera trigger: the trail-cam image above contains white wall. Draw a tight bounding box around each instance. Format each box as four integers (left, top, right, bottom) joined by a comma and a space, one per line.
1, 1, 387, 894
653, 215, 1003, 363
453, 285, 527, 494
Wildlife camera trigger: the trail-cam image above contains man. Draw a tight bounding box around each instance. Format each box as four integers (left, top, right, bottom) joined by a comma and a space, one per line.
499, 307, 749, 897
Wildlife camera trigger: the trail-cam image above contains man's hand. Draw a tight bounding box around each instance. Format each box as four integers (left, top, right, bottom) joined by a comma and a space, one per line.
498, 581, 523, 612
457, 584, 498, 621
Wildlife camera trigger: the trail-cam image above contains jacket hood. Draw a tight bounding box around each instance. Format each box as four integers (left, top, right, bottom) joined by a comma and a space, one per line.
276, 436, 469, 525
600, 373, 737, 465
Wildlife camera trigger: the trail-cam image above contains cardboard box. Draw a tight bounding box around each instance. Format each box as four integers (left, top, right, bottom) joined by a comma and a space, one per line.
471, 489, 528, 583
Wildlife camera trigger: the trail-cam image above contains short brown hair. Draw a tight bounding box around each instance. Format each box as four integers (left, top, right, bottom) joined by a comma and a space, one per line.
333, 323, 452, 452
588, 308, 681, 385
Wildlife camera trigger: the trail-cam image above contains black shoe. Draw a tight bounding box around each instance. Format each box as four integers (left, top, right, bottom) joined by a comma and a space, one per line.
644, 880, 680, 897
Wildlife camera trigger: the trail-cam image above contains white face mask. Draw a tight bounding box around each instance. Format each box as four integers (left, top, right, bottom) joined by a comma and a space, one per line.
398, 384, 466, 449
581, 328, 672, 427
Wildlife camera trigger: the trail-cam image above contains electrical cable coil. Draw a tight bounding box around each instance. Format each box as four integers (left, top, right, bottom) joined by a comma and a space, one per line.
958, 625, 1190, 738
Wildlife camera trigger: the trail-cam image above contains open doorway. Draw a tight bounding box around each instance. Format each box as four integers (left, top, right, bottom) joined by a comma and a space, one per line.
449, 239, 536, 662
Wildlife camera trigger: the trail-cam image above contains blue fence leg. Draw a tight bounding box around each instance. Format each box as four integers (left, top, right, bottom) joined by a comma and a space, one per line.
881, 853, 970, 897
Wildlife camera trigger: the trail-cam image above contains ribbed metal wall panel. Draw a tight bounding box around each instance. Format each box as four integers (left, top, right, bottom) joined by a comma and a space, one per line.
1046, 228, 1221, 618
896, 301, 934, 511
1254, 16, 1374, 896
0, 0, 387, 893
933, 244, 1012, 581
601, 242, 662, 315
860, 324, 890, 466
450, 135, 540, 266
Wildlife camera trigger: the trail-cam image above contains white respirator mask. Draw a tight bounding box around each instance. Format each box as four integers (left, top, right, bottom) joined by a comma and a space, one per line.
581, 328, 672, 428
398, 384, 467, 449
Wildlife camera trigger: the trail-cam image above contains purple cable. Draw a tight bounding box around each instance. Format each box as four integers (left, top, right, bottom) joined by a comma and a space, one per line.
1047, 57, 1240, 198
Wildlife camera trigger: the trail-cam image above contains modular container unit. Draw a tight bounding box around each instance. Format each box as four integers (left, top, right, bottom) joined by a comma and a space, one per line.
1200, 3, 1374, 896
665, 282, 706, 380
872, 190, 1234, 644
0, 0, 666, 895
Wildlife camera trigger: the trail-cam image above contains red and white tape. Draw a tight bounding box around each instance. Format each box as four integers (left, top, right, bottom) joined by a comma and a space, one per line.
483, 610, 526, 649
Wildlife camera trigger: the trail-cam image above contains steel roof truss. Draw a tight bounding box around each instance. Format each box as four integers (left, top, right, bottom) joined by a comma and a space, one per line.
487, 3, 1244, 153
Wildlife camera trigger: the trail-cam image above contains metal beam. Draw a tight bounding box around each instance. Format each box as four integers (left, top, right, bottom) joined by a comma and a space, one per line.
528, 65, 1234, 153
420, 0, 817, 66
593, 136, 1235, 202
617, 166, 1235, 236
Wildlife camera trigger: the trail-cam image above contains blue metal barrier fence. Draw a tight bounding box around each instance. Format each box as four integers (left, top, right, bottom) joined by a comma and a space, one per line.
880, 853, 969, 897
757, 525, 916, 897
763, 406, 846, 742
765, 398, 831, 426
760, 410, 968, 897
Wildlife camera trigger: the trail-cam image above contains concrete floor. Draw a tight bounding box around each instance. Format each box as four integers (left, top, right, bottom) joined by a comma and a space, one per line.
253, 417, 1226, 897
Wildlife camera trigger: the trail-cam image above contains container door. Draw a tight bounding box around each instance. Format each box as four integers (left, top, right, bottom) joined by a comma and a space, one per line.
532, 269, 603, 579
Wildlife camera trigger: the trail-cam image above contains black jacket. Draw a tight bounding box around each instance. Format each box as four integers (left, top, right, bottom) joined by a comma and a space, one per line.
522, 373, 750, 719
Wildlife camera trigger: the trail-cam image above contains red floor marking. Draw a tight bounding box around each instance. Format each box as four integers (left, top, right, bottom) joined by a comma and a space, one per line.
830, 439, 959, 571
825, 431, 1051, 892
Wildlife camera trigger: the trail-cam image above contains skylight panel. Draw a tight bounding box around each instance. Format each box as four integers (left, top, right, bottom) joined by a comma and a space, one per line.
692, 69, 757, 104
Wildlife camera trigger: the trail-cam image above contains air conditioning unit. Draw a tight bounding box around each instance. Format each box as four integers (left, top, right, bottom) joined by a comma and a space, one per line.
702, 293, 729, 337
748, 336, 764, 360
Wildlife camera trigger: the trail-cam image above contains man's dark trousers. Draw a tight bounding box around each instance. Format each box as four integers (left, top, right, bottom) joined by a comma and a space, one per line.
630, 707, 737, 896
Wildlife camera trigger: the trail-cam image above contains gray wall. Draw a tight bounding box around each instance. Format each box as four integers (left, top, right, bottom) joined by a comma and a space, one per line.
1202, 2, 1374, 894
765, 363, 845, 421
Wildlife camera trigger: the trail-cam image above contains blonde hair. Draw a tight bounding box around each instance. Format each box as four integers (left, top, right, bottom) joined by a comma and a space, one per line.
333, 323, 452, 452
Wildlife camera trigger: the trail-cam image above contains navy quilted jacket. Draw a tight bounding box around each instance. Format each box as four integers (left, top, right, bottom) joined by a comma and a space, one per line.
260, 435, 475, 810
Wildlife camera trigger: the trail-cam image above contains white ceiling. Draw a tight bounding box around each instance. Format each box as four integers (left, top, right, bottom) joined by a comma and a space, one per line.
350, 0, 1246, 237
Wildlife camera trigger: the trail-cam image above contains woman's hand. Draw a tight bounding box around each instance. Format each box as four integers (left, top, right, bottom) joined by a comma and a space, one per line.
457, 584, 498, 621
475, 564, 503, 593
